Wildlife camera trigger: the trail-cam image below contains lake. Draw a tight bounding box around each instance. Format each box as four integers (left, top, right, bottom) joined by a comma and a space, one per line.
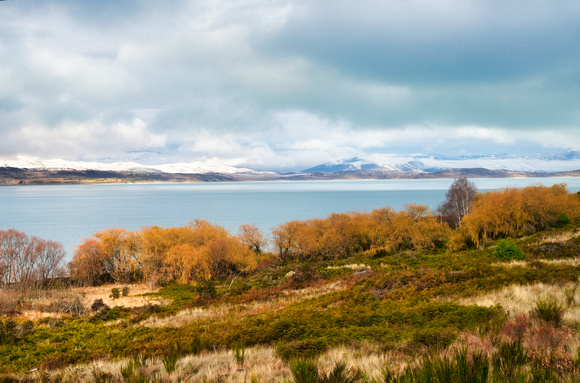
1, 177, 580, 259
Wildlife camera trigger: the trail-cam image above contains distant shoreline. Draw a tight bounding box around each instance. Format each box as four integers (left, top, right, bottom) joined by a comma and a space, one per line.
1, 166, 580, 186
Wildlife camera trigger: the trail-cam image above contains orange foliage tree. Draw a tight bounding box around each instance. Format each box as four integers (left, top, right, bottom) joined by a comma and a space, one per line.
452, 184, 580, 249
272, 205, 450, 263
68, 238, 111, 286
238, 224, 266, 253
68, 220, 257, 286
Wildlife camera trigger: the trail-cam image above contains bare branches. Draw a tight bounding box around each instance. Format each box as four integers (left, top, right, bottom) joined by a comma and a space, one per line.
0, 230, 65, 290
437, 177, 478, 229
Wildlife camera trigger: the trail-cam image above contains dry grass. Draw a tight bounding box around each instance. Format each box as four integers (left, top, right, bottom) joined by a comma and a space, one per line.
6, 283, 164, 321
541, 258, 580, 267
317, 344, 411, 380
74, 283, 163, 309
141, 281, 346, 328
494, 259, 580, 268
27, 344, 412, 382
456, 282, 580, 323
20, 346, 289, 382
539, 230, 580, 244
492, 260, 528, 268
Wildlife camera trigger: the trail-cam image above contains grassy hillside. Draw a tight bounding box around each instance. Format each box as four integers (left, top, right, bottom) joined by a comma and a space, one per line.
2, 224, 580, 382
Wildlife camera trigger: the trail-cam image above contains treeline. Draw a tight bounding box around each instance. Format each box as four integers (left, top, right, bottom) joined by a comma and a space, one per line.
272, 205, 450, 263
65, 182, 580, 286
452, 183, 580, 249
68, 220, 259, 286
0, 229, 66, 290
270, 183, 580, 260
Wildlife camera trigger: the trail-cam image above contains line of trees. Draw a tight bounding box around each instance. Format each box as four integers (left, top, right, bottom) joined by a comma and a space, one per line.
451, 183, 580, 249
272, 204, 450, 263
68, 220, 260, 287
0, 229, 66, 290
6, 178, 580, 288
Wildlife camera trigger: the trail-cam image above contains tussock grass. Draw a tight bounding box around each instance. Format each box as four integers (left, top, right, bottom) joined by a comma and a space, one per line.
495, 259, 580, 268
457, 282, 580, 324
141, 281, 346, 328
26, 345, 416, 382
540, 230, 580, 244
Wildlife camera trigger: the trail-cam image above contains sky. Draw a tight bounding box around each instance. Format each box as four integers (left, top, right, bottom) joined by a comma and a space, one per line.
1, 0, 580, 171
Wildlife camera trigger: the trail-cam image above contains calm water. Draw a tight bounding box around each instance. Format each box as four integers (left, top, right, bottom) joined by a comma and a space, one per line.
1, 178, 580, 259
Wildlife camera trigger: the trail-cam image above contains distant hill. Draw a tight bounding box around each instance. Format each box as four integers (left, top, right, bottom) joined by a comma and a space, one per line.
1, 152, 579, 185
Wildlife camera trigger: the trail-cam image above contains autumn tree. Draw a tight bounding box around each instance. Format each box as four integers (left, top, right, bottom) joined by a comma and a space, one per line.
164, 243, 210, 283
0, 229, 65, 289
521, 184, 580, 230
437, 177, 477, 228
138, 226, 194, 286
272, 220, 302, 264
238, 224, 266, 253
68, 238, 111, 286
451, 184, 580, 249
271, 205, 450, 262
94, 228, 141, 283
163, 221, 257, 282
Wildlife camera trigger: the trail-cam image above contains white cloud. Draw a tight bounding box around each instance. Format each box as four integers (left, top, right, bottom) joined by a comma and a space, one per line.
0, 119, 166, 160
1, 0, 579, 171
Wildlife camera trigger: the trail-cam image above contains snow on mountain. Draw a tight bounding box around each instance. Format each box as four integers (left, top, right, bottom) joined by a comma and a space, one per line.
303, 157, 380, 172
150, 162, 260, 174
0, 156, 262, 175
303, 152, 580, 174
303, 157, 431, 173
2, 150, 580, 176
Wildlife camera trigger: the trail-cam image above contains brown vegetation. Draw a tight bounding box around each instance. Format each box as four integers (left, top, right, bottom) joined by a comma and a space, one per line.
0, 229, 66, 290
68, 220, 258, 287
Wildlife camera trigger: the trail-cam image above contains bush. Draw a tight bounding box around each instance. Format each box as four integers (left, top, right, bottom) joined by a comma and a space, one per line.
122, 286, 130, 297
111, 288, 120, 299
494, 239, 525, 261
492, 340, 527, 380
162, 348, 179, 374
91, 299, 108, 312
533, 298, 565, 327
291, 359, 319, 383
0, 319, 34, 345
233, 341, 246, 368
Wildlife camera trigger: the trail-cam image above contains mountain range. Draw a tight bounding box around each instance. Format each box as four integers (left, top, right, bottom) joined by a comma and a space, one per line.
1, 152, 580, 185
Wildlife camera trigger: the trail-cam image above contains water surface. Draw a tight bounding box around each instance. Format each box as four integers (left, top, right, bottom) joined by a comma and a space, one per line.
1, 178, 579, 259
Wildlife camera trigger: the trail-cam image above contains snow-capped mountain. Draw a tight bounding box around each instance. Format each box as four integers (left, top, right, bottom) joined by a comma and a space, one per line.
303, 157, 380, 172
1, 150, 580, 181
303, 157, 431, 173
0, 156, 262, 175
302, 151, 580, 174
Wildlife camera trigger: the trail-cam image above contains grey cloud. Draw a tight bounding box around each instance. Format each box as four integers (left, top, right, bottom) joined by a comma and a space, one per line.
263, 1, 580, 84
0, 0, 579, 170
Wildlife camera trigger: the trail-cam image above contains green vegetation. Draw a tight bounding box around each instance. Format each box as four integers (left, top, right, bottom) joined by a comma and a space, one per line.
494, 238, 525, 261
1, 181, 580, 381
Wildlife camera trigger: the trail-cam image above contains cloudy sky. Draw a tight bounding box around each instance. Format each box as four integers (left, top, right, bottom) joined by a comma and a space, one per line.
1, 0, 580, 171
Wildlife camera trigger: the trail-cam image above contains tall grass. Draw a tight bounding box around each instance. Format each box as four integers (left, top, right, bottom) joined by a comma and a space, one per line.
534, 298, 565, 327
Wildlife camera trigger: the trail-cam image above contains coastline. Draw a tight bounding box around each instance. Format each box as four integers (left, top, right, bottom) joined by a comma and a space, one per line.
1, 166, 580, 186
